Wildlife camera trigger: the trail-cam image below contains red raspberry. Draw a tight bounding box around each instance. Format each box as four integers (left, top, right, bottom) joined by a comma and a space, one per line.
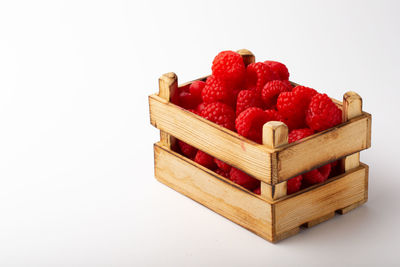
195, 102, 206, 114
214, 159, 232, 172
235, 89, 263, 116
253, 187, 261, 195
264, 61, 290, 80
303, 164, 331, 185
194, 150, 217, 170
215, 168, 230, 178
292, 86, 318, 104
235, 107, 279, 144
211, 51, 246, 85
229, 167, 260, 191
261, 80, 292, 109
178, 140, 197, 158
178, 91, 201, 109
202, 75, 233, 106
288, 128, 315, 143
306, 93, 342, 132
277, 92, 306, 129
277, 87, 317, 130
201, 102, 235, 131
245, 62, 275, 92
287, 175, 303, 194
329, 160, 341, 178
189, 80, 206, 100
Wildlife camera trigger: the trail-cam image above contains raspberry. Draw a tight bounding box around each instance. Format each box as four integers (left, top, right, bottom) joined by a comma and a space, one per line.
202, 75, 233, 106
194, 150, 217, 170
306, 93, 342, 132
178, 140, 197, 158
178, 91, 201, 109
253, 187, 261, 195
195, 102, 206, 114
201, 102, 235, 131
264, 61, 290, 80
189, 80, 206, 100
287, 175, 303, 194
211, 51, 246, 85
261, 80, 292, 109
229, 167, 260, 191
292, 86, 318, 104
303, 164, 331, 185
276, 86, 317, 130
277, 92, 307, 129
215, 168, 230, 178
214, 159, 232, 172
245, 62, 275, 92
235, 89, 263, 116
288, 128, 315, 143
235, 107, 279, 144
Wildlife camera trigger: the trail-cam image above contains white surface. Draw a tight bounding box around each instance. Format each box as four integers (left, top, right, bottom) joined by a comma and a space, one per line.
0, 0, 399, 266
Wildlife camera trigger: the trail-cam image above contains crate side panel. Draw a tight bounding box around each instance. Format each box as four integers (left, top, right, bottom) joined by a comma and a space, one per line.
149, 94, 272, 183
154, 143, 273, 240
274, 165, 368, 235
278, 115, 371, 182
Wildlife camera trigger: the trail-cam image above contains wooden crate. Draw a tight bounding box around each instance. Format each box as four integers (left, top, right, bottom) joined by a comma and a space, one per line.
148, 49, 371, 242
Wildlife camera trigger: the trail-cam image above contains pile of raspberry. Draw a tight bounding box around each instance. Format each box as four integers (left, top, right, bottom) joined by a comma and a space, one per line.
172, 50, 342, 195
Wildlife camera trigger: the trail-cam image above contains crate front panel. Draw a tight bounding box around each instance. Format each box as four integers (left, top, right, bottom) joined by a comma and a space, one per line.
149, 94, 273, 183
154, 142, 273, 240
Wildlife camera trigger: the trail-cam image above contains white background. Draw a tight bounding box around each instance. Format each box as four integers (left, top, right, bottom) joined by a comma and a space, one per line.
1, 0, 399, 266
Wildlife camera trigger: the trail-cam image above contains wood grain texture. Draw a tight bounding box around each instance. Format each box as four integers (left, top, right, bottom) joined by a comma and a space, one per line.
277, 114, 371, 182
149, 94, 273, 183
158, 73, 178, 149
237, 49, 255, 66
274, 165, 368, 236
341, 91, 363, 171
154, 142, 273, 241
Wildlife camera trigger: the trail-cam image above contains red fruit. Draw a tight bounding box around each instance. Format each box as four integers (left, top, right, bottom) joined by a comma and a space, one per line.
292, 86, 318, 104
245, 62, 275, 92
287, 175, 303, 194
288, 128, 315, 143
236, 89, 263, 116
201, 102, 236, 131
211, 51, 246, 85
261, 80, 292, 109
202, 75, 233, 106
194, 150, 217, 170
189, 80, 206, 99
277, 92, 307, 129
264, 61, 290, 80
229, 167, 260, 191
195, 102, 206, 114
179, 91, 200, 109
215, 168, 230, 178
235, 107, 279, 144
303, 164, 332, 185
214, 159, 231, 172
253, 187, 261, 195
306, 93, 342, 131
178, 140, 197, 158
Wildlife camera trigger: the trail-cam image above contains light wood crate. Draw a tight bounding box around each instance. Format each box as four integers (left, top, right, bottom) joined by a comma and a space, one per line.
148, 49, 371, 242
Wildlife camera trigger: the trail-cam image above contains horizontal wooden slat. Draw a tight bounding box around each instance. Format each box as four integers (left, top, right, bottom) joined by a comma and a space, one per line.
154, 143, 273, 241
149, 94, 273, 183
274, 164, 367, 236
276, 113, 371, 182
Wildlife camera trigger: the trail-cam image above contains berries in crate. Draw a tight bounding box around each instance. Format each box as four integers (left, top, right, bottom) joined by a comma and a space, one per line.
148, 49, 371, 242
